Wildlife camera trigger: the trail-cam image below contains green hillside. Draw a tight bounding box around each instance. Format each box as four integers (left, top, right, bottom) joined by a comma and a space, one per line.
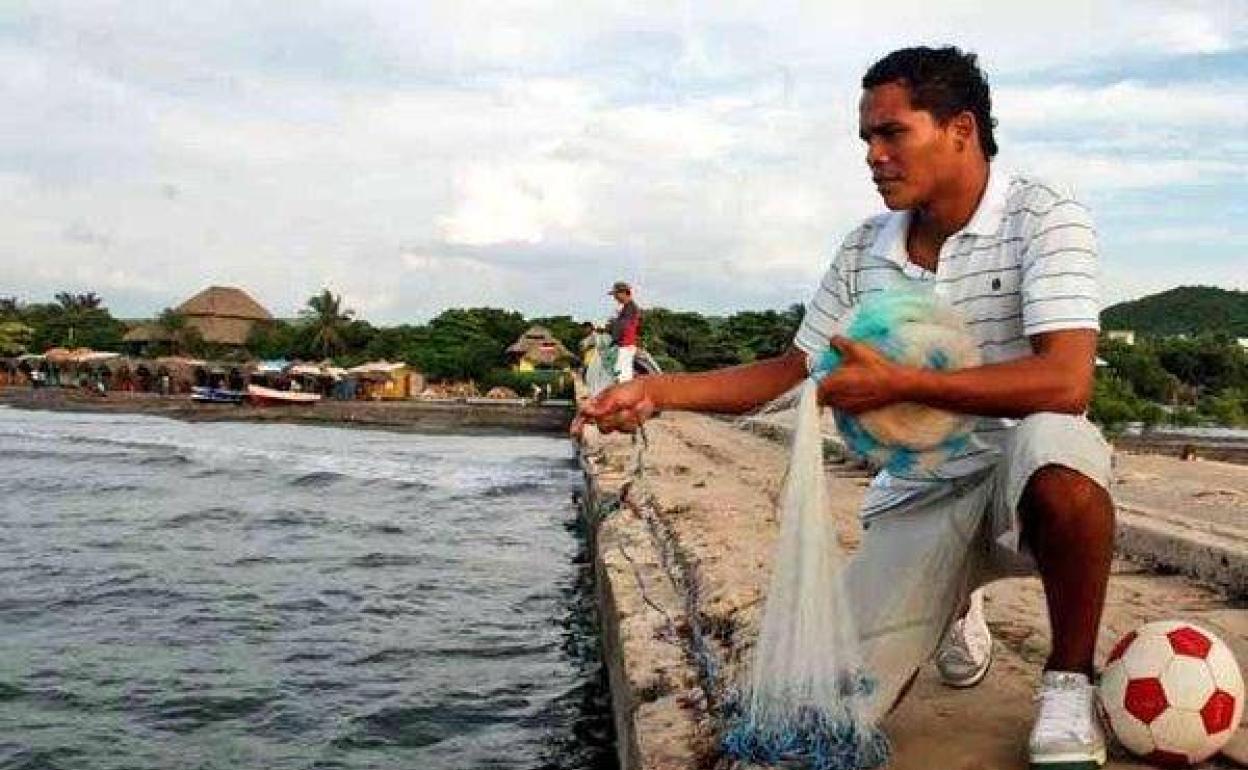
1102, 286, 1248, 338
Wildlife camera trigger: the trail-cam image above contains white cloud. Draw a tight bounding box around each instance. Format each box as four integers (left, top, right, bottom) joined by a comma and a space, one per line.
1, 1, 1245, 321
438, 160, 592, 246
998, 81, 1248, 129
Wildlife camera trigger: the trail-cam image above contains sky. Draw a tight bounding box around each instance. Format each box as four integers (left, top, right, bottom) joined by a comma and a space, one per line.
2, 0, 1245, 324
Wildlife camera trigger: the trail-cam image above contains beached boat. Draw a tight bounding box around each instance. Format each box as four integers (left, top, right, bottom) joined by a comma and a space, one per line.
246, 384, 322, 406
191, 386, 246, 405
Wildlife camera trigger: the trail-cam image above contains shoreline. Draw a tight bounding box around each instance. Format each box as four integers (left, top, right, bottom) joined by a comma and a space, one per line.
0, 386, 574, 437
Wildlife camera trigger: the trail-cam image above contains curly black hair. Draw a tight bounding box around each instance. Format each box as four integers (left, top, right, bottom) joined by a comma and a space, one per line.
862, 46, 998, 159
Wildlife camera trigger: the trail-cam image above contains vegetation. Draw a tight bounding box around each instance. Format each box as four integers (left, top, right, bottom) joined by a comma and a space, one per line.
0, 321, 34, 356
0, 293, 125, 352
1092, 333, 1247, 432
300, 289, 355, 359
155, 308, 204, 356
1102, 286, 1248, 338
3, 284, 1244, 428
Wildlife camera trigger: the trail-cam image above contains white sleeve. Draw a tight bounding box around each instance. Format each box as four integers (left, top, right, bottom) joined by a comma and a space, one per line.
1021, 199, 1100, 336
793, 245, 855, 358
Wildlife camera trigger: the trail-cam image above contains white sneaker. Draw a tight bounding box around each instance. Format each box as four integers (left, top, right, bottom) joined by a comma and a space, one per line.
1029, 671, 1107, 770
936, 589, 993, 688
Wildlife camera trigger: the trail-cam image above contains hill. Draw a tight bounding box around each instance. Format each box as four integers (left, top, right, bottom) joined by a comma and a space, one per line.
1102, 286, 1248, 338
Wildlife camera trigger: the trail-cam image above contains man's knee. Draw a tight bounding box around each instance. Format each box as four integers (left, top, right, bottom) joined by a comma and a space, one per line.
1021, 464, 1113, 538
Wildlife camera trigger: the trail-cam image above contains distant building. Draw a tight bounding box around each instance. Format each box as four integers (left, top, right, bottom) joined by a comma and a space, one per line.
506, 326, 573, 372
1105, 330, 1135, 345
124, 285, 273, 352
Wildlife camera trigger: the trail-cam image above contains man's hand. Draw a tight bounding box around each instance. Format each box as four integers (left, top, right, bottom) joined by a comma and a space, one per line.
570, 379, 658, 438
816, 335, 912, 413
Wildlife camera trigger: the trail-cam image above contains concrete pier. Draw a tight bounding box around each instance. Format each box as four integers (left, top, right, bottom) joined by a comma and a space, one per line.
576, 411, 1246, 770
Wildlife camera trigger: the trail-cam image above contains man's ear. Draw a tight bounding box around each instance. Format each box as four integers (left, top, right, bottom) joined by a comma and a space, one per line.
951, 111, 976, 151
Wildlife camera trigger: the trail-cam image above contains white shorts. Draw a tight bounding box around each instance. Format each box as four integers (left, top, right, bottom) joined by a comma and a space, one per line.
843, 412, 1112, 719
614, 345, 636, 383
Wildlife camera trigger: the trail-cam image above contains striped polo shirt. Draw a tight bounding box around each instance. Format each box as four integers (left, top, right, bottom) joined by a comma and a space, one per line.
793, 168, 1100, 480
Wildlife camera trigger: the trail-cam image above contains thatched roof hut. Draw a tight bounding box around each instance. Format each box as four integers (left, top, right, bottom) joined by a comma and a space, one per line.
177, 286, 273, 346
121, 324, 172, 344
506, 326, 573, 369
124, 286, 273, 348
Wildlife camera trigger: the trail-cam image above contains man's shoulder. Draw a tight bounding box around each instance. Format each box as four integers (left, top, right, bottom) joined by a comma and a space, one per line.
839, 211, 893, 251
1000, 170, 1086, 217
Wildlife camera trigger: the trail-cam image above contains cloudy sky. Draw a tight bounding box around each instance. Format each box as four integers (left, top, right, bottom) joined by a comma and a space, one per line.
2, 1, 1245, 323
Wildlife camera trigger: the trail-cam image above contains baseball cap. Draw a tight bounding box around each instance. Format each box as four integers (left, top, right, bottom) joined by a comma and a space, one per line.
608, 281, 631, 295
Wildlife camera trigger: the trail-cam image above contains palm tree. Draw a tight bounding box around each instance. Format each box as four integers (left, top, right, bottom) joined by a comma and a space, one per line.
52, 292, 104, 345
301, 289, 354, 359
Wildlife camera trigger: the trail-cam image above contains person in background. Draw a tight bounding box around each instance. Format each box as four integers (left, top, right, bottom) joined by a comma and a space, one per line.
578, 321, 599, 375
607, 281, 642, 383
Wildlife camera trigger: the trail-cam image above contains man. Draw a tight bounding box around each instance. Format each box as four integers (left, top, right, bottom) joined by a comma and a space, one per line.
607, 281, 642, 383
574, 47, 1112, 770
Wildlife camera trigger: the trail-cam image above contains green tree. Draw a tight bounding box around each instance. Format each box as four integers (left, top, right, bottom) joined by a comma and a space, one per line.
21, 293, 124, 351
53, 292, 102, 346
1098, 338, 1177, 402
1088, 372, 1156, 433
156, 308, 203, 356
246, 319, 300, 360
0, 321, 34, 355
643, 308, 737, 372
299, 289, 355, 360
404, 308, 526, 382
1201, 388, 1247, 428
722, 305, 804, 363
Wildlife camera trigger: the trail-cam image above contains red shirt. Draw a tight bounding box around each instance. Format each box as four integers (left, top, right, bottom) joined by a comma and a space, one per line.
612, 300, 641, 347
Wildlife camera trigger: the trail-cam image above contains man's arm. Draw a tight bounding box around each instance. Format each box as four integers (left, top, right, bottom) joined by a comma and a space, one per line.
573, 347, 808, 434
820, 328, 1097, 417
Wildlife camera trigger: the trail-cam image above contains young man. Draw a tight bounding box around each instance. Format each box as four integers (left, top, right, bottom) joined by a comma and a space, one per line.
574, 47, 1113, 769
607, 281, 642, 383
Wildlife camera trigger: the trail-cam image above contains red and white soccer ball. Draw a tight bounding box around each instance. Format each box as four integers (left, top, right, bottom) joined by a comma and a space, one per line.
1099, 620, 1244, 766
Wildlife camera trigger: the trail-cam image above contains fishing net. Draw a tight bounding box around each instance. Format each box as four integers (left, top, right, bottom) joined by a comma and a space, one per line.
584, 332, 619, 397
722, 288, 978, 769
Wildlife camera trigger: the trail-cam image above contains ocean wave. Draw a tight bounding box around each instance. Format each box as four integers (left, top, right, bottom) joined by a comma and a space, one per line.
345, 553, 425, 569
288, 470, 348, 488
143, 691, 273, 733
332, 696, 525, 750
162, 506, 244, 528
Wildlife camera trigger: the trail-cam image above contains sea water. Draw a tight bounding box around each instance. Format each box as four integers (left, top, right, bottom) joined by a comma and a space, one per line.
0, 406, 615, 770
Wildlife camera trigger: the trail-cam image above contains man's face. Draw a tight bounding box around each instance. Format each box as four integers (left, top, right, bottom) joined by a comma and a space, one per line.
858, 82, 962, 211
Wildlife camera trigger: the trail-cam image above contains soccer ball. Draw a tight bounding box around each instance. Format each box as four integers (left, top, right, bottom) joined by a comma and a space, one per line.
1099, 620, 1244, 766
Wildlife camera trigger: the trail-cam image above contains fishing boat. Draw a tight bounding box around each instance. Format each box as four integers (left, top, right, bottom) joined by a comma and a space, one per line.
245, 384, 322, 406
191, 386, 246, 405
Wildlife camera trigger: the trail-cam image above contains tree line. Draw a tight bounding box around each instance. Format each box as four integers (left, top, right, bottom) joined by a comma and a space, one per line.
2, 291, 1243, 427
1092, 335, 1247, 430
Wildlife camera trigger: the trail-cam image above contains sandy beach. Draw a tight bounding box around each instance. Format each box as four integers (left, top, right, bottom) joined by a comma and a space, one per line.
579, 412, 1246, 770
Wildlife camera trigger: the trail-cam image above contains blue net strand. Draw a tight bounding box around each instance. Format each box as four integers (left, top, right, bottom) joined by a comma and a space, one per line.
720, 672, 890, 770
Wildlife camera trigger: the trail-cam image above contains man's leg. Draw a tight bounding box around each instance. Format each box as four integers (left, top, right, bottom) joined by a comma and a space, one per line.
1019, 462, 1114, 769
615, 345, 636, 383
1019, 464, 1115, 675
847, 478, 993, 721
